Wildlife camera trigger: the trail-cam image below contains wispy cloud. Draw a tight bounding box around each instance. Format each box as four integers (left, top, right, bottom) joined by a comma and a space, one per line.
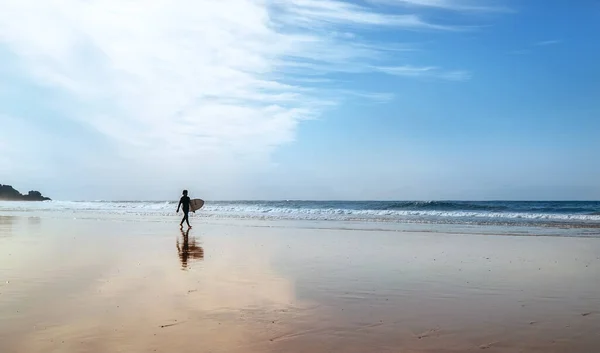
0, 0, 503, 198
377, 65, 472, 81
336, 90, 396, 102
535, 39, 562, 46
273, 0, 464, 30
509, 39, 563, 55
367, 0, 512, 12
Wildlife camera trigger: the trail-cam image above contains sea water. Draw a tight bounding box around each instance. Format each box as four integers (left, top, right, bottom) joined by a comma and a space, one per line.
1, 200, 599, 237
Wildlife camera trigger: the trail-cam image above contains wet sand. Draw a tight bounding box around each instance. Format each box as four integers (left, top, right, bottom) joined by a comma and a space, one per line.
1, 215, 599, 353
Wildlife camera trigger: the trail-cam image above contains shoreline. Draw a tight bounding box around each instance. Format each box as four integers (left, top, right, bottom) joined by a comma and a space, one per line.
1, 210, 600, 239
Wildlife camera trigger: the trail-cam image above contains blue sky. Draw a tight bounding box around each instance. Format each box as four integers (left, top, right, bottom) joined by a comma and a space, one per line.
1, 0, 599, 200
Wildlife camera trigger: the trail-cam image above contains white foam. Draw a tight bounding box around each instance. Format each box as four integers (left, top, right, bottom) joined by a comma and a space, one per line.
1, 201, 599, 223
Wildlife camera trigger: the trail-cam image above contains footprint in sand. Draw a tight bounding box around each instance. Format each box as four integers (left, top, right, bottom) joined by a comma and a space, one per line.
479, 341, 499, 349
415, 328, 440, 339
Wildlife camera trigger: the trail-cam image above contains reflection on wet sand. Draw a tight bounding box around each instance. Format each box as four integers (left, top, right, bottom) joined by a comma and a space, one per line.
0, 215, 16, 225
27, 216, 41, 226
2, 219, 299, 353
0, 216, 15, 236
176, 228, 204, 269
0, 216, 41, 237
1, 217, 600, 353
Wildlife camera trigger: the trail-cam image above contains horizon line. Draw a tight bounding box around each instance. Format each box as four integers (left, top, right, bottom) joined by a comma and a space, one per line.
21, 199, 600, 203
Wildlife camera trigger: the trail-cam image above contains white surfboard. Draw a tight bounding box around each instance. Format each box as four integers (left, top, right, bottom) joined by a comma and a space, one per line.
190, 199, 204, 212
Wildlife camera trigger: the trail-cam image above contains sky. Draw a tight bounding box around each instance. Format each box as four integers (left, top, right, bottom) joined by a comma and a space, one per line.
1, 0, 599, 201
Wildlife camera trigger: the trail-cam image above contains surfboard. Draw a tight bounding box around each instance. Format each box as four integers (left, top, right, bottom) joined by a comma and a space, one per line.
189, 199, 204, 212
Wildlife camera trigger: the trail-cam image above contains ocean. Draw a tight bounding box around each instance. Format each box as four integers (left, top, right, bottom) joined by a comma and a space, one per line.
1, 200, 599, 236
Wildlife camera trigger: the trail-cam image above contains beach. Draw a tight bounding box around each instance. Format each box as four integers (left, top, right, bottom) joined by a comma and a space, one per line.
1, 210, 599, 353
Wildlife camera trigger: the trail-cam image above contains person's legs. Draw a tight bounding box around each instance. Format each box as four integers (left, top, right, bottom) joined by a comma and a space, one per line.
185, 211, 191, 227
180, 211, 191, 228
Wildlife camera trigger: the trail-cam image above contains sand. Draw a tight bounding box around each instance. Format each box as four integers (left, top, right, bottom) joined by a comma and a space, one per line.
0, 215, 599, 353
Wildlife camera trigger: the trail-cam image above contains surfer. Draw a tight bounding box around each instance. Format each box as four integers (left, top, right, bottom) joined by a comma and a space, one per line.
176, 189, 192, 228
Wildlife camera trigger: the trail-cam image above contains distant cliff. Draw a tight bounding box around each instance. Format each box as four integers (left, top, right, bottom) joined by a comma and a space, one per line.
0, 184, 51, 201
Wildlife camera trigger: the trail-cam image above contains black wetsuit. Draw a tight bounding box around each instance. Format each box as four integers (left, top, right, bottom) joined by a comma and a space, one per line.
180, 196, 190, 212
179, 195, 191, 226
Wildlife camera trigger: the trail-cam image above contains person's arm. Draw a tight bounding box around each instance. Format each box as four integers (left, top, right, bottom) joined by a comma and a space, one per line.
176, 198, 182, 213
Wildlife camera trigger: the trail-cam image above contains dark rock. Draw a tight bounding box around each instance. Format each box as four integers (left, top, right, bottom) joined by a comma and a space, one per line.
0, 184, 51, 201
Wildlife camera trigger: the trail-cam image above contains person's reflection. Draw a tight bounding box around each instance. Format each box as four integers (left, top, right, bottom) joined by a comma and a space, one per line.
176, 228, 204, 270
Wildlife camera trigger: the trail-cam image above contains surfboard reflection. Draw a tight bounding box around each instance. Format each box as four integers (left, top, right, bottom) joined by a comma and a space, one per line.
176, 228, 204, 270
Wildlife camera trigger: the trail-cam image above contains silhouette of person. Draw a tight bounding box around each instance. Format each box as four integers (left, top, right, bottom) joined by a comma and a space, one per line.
176, 189, 192, 228
176, 228, 204, 270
